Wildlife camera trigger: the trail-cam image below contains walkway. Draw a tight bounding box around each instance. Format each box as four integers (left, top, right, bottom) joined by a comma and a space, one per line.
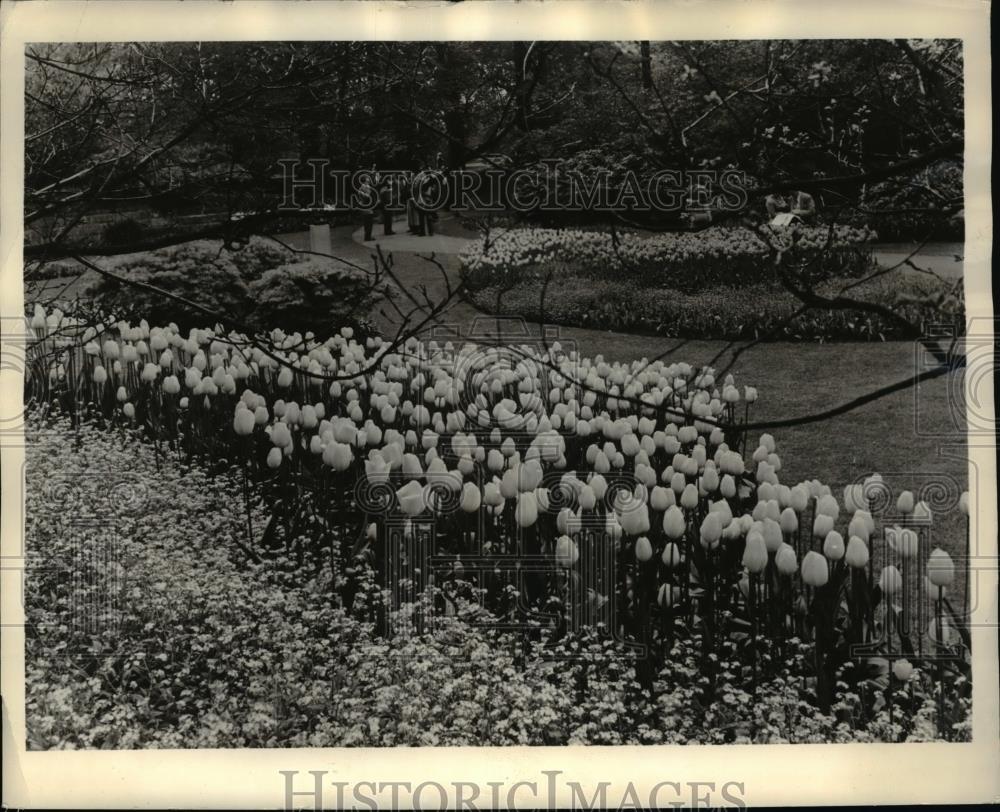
350, 218, 474, 255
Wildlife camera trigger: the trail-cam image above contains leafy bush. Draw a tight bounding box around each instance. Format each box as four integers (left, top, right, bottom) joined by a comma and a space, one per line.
85, 241, 255, 329
467, 271, 964, 341
227, 236, 298, 278
859, 160, 964, 242
247, 260, 385, 336
82, 238, 382, 338
461, 224, 876, 294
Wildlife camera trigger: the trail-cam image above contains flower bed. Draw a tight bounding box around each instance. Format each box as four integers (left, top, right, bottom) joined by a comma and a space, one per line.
466, 272, 965, 341
24, 309, 972, 745
26, 417, 969, 747
460, 224, 877, 294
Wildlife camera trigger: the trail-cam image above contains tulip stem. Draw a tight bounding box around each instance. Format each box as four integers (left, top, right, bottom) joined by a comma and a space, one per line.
936, 586, 945, 739
749, 572, 758, 696
242, 449, 254, 549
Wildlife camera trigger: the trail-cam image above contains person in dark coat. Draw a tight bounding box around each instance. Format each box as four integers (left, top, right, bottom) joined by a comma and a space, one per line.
765, 193, 790, 219
357, 178, 376, 241
415, 170, 445, 236
405, 174, 422, 235
379, 177, 396, 236
791, 190, 817, 222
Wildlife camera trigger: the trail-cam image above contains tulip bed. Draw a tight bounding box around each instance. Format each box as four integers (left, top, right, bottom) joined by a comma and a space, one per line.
23, 307, 972, 746
465, 270, 965, 341
460, 224, 877, 294
460, 225, 967, 341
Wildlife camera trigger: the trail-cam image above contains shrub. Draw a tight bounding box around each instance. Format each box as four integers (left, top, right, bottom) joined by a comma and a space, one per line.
247, 260, 385, 337
461, 224, 876, 294
85, 241, 255, 329
82, 238, 381, 337
858, 160, 964, 242
226, 236, 297, 278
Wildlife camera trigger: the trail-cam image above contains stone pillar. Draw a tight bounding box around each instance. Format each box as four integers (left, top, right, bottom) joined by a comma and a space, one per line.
309, 224, 332, 257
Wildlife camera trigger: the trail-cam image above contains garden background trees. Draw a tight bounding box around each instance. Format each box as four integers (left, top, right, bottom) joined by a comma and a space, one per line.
23, 39, 967, 427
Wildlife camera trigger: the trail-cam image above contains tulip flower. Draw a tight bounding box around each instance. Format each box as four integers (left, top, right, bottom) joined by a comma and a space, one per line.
634, 536, 653, 563
397, 480, 426, 517
762, 518, 783, 553
233, 408, 255, 436
266, 447, 283, 469
719, 473, 737, 499
775, 543, 797, 576
779, 507, 798, 536
790, 484, 810, 513
892, 659, 913, 681
896, 490, 915, 515
323, 443, 354, 472
927, 548, 955, 587
845, 536, 869, 569
879, 565, 902, 596
456, 482, 481, 513
816, 494, 839, 519
822, 531, 845, 561
650, 486, 674, 512
663, 505, 686, 539
364, 455, 391, 485
620, 501, 651, 536
699, 512, 723, 549
515, 492, 539, 528
270, 422, 292, 448
742, 533, 768, 574
809, 511, 832, 538
801, 551, 829, 587
847, 512, 871, 543
555, 535, 576, 568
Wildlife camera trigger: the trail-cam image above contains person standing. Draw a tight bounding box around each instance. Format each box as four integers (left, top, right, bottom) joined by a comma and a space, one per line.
765, 192, 790, 219
791, 190, 817, 222
405, 173, 422, 235
379, 176, 396, 236
357, 177, 376, 241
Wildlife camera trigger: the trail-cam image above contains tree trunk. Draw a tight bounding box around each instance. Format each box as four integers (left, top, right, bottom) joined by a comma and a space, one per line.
640, 41, 653, 89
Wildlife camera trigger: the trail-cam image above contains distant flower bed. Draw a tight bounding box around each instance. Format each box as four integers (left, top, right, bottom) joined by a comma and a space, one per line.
466, 272, 965, 342
460, 224, 877, 294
